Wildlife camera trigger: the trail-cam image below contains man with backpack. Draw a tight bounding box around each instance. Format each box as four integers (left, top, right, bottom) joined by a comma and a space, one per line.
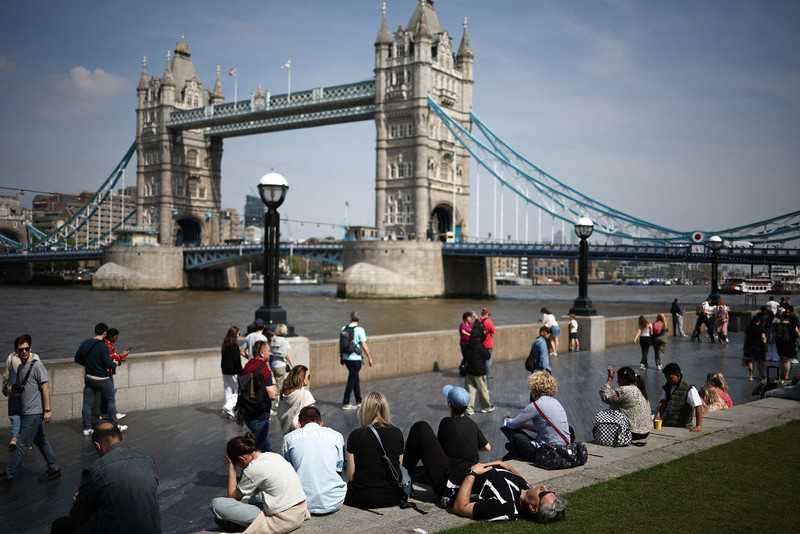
75, 323, 126, 436
236, 340, 278, 452
477, 308, 496, 379
339, 311, 373, 410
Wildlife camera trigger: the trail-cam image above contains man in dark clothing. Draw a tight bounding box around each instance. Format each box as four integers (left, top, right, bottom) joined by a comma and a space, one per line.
51, 423, 161, 533
655, 362, 703, 432
402, 385, 490, 499
77, 323, 124, 435
671, 298, 687, 337
452, 461, 567, 523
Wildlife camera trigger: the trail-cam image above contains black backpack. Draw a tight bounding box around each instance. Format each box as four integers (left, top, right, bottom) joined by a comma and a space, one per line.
236, 364, 270, 416
339, 325, 362, 355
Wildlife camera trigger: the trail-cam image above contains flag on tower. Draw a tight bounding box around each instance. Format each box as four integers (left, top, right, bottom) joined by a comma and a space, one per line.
280, 59, 291, 70
228, 68, 237, 76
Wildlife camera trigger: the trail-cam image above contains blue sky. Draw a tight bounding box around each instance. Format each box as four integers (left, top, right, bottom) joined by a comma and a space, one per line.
1, 0, 798, 242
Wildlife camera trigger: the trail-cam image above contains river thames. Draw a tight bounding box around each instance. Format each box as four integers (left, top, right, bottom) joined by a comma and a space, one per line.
0, 283, 763, 359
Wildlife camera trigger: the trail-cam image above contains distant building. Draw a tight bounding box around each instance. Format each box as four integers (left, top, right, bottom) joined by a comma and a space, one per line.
244, 195, 265, 228
244, 225, 263, 244
492, 256, 519, 276
220, 208, 244, 243
0, 195, 32, 247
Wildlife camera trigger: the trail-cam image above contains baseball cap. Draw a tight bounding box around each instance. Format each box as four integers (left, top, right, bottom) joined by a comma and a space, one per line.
481, 308, 490, 315
442, 385, 470, 411
255, 318, 266, 328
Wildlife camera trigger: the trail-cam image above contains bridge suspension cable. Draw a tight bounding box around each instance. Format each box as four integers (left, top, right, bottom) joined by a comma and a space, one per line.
427, 95, 800, 245
24, 142, 137, 251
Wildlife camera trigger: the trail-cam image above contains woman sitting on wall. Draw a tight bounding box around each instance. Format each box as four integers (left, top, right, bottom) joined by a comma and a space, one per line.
277, 365, 315, 436
599, 366, 652, 440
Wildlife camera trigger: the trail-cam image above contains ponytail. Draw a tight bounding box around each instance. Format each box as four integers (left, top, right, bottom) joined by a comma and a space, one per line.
635, 374, 649, 401
226, 432, 259, 462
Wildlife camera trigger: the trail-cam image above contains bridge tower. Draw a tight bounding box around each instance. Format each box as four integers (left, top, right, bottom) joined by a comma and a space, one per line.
374, 0, 473, 240
135, 36, 224, 245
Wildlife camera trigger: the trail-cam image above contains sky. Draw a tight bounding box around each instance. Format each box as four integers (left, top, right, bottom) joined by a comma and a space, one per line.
1, 0, 798, 243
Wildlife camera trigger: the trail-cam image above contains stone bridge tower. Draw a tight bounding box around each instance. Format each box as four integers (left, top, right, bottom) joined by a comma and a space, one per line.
374, 0, 473, 241
135, 36, 224, 245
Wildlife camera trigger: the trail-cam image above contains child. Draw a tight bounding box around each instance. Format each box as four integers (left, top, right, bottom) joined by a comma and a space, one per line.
568, 314, 579, 352
654, 363, 703, 432
699, 384, 727, 413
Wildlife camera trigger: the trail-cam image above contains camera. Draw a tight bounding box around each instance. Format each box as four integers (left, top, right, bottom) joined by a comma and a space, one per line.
10, 384, 24, 394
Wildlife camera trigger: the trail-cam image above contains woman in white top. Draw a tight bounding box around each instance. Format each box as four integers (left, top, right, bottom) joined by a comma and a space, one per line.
633, 315, 652, 370
210, 432, 309, 532
540, 307, 561, 356
277, 365, 315, 435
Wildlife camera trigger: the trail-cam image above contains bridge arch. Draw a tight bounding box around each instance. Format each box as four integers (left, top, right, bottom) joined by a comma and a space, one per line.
175, 218, 202, 245
431, 204, 452, 241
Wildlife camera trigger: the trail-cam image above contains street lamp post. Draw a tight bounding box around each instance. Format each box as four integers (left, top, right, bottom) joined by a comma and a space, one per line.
708, 235, 723, 306
569, 217, 597, 316
255, 172, 294, 335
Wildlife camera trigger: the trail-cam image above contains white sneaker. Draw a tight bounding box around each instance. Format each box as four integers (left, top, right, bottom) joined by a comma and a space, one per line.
222, 407, 236, 419
640, 363, 646, 370
657, 365, 662, 370
82, 428, 93, 436
116, 413, 127, 420
792, 358, 799, 364
342, 404, 358, 410
117, 424, 128, 432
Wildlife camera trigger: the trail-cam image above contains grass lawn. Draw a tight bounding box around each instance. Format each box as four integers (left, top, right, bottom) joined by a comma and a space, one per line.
440, 420, 800, 533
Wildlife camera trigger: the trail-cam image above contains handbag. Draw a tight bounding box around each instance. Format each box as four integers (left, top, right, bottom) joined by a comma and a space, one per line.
532, 400, 588, 470
592, 409, 633, 447
368, 425, 412, 497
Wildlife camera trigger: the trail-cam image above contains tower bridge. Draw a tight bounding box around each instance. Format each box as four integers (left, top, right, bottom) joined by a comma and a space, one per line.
2, 1, 798, 295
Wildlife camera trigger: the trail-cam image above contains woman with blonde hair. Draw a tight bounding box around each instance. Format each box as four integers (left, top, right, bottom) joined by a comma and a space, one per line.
344, 392, 404, 508
501, 371, 570, 461
633, 315, 652, 370
650, 313, 669, 370
277, 365, 315, 435
716, 299, 730, 343
706, 372, 733, 407
699, 385, 728, 413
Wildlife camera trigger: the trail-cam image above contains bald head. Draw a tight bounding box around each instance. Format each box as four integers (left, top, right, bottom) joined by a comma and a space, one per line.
93, 422, 123, 454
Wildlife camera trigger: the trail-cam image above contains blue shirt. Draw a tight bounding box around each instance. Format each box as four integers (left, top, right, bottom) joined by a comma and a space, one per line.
504, 396, 569, 447
531, 336, 550, 372
341, 323, 366, 362
282, 423, 347, 514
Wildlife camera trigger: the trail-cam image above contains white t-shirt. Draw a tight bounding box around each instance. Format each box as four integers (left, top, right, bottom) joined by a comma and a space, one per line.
569, 319, 578, 333
238, 452, 306, 514
659, 385, 703, 408
243, 332, 267, 360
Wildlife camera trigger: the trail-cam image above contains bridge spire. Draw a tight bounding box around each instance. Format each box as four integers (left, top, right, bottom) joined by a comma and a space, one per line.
376, 2, 391, 44
138, 56, 148, 91
457, 17, 473, 60
413, 0, 431, 38
211, 64, 224, 105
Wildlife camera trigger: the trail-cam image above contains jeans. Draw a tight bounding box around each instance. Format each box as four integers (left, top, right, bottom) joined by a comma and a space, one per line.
500, 425, 538, 462
673, 314, 686, 336
8, 393, 21, 439
691, 315, 714, 341
342, 359, 362, 405
5, 413, 58, 477
210, 497, 261, 528
82, 376, 118, 429
485, 348, 493, 378
244, 414, 272, 452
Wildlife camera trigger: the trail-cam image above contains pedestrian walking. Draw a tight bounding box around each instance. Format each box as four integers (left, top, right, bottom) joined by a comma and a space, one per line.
671, 298, 687, 337
634, 315, 652, 370
1, 335, 60, 484
339, 311, 373, 410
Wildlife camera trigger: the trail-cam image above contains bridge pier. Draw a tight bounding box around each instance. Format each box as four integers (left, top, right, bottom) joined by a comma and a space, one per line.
186, 264, 250, 290
337, 240, 496, 299
93, 245, 185, 290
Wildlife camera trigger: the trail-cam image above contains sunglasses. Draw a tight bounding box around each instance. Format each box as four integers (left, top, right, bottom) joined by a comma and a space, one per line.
538, 490, 554, 501
16, 346, 31, 353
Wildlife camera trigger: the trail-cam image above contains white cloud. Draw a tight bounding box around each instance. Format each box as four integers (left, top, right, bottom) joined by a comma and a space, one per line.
54, 66, 130, 98
0, 57, 16, 74
29, 66, 132, 122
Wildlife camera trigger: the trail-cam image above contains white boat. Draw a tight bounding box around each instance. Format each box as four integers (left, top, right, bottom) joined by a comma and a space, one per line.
249, 273, 264, 285
721, 277, 772, 294
279, 275, 319, 285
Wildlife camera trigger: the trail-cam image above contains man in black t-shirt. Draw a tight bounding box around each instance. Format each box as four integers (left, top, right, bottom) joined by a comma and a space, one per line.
452, 461, 567, 523
402, 385, 490, 497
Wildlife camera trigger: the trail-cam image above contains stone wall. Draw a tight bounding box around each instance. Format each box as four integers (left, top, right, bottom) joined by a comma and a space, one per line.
0, 312, 756, 428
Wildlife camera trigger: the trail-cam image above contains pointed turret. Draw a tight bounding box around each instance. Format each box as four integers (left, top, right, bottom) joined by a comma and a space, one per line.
376, 2, 391, 44
211, 64, 224, 105
138, 56, 149, 91
162, 51, 174, 86
457, 17, 473, 60
414, 1, 430, 39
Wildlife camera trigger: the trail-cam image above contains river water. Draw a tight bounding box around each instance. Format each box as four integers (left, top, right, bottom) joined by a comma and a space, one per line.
0, 283, 758, 359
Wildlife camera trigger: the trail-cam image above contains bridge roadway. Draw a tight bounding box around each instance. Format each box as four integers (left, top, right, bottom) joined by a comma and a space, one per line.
3, 242, 798, 270
1, 331, 796, 533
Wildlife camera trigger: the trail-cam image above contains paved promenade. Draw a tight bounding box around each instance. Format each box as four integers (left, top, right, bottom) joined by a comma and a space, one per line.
2, 331, 798, 533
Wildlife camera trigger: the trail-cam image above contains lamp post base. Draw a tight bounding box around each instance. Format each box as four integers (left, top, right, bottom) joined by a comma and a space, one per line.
707, 292, 721, 306
254, 306, 295, 336
569, 298, 597, 317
